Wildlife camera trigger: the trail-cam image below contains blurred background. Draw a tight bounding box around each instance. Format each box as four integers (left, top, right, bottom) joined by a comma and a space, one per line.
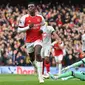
0, 0, 85, 69
0, 0, 85, 6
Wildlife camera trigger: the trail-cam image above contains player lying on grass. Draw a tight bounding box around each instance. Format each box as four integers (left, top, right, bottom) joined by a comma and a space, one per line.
61, 58, 85, 72
49, 70, 85, 81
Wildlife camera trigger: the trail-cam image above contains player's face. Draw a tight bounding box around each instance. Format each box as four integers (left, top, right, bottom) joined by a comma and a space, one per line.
28, 4, 35, 13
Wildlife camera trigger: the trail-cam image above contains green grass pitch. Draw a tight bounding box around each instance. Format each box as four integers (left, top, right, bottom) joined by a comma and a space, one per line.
0, 74, 85, 85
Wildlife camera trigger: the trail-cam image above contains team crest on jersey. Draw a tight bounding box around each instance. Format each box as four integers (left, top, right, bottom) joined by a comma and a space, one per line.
28, 20, 31, 23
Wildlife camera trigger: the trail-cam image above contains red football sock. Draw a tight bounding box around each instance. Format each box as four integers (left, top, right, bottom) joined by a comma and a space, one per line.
45, 62, 50, 73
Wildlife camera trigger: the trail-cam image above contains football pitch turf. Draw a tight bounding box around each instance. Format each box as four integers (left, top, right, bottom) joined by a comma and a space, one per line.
0, 74, 85, 85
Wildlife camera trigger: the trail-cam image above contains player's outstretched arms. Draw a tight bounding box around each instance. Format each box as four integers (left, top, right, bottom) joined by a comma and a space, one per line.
61, 58, 85, 72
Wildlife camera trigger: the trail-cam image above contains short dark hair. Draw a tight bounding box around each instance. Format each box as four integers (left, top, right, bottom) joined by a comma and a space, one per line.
28, 2, 37, 6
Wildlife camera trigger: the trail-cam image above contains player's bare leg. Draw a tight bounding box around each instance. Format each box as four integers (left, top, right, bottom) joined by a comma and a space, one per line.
34, 45, 44, 83
29, 52, 37, 74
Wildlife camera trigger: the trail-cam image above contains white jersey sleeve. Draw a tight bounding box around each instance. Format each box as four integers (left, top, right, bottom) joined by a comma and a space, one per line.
37, 14, 46, 31
18, 14, 30, 33
37, 14, 45, 26
18, 14, 29, 27
47, 26, 55, 34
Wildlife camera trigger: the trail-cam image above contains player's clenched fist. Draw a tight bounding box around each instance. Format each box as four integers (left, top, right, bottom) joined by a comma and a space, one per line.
29, 23, 34, 29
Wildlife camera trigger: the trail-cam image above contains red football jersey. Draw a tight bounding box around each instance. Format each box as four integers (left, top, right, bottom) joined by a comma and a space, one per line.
53, 42, 63, 56
19, 14, 45, 42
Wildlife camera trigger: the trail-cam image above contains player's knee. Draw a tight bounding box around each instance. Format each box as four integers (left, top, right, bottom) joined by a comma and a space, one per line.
36, 53, 41, 57
36, 53, 42, 61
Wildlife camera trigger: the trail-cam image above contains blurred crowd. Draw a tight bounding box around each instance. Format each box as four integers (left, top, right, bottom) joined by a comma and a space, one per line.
0, 2, 85, 66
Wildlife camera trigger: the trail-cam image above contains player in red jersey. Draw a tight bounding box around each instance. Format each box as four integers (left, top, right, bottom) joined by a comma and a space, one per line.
17, 2, 45, 83
51, 38, 65, 75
